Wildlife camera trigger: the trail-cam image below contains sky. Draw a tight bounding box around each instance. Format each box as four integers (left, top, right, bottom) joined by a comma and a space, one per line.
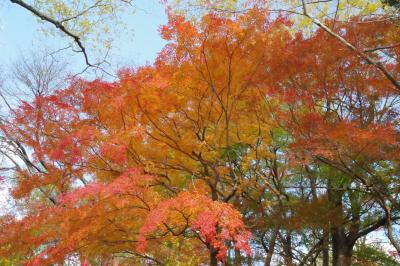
0, 0, 168, 76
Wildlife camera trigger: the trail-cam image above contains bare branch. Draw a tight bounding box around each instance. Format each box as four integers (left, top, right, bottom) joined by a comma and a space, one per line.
364, 42, 400, 52
10, 0, 91, 67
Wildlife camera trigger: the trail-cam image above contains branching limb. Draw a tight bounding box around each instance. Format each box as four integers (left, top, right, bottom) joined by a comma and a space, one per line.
300, 0, 400, 92
10, 0, 91, 66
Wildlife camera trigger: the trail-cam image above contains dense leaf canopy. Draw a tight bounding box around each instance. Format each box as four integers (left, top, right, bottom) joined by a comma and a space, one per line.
1, 2, 400, 265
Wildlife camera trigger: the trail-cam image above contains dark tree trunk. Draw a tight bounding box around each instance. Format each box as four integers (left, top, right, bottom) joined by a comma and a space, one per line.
322, 230, 329, 266
282, 232, 294, 266
329, 188, 353, 266
264, 225, 279, 266
328, 210, 357, 266
234, 248, 242, 265
210, 247, 218, 266
209, 185, 219, 266
332, 236, 353, 266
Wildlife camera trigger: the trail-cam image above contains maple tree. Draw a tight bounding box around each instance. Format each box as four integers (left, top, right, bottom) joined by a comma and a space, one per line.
1, 3, 400, 266
1, 9, 280, 265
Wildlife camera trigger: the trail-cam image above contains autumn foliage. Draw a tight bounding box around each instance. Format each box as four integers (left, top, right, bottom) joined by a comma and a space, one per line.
1, 5, 400, 266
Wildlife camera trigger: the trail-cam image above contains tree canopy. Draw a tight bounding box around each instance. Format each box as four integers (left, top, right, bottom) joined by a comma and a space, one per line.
1, 1, 400, 266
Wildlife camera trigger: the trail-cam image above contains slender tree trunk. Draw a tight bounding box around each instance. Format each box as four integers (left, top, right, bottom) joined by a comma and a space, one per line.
328, 180, 353, 266
209, 185, 219, 266
234, 248, 242, 265
264, 225, 279, 266
322, 230, 329, 266
210, 247, 218, 266
282, 232, 294, 266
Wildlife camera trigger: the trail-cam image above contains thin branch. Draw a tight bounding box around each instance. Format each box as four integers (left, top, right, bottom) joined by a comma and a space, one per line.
10, 0, 91, 66
60, 0, 103, 23
364, 42, 400, 52
300, 0, 400, 92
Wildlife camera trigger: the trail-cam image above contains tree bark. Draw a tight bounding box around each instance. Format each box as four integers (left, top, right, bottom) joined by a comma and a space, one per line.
329, 185, 353, 266
264, 225, 279, 266
322, 230, 329, 266
331, 227, 353, 266
328, 178, 353, 266
210, 247, 218, 266
234, 248, 242, 265
281, 232, 294, 266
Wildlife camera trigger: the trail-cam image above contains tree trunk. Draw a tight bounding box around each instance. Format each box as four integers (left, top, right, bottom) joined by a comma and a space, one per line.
282, 232, 294, 266
328, 179, 353, 266
210, 247, 218, 266
322, 230, 329, 266
234, 248, 242, 265
332, 227, 353, 266
332, 244, 352, 266
264, 225, 279, 266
